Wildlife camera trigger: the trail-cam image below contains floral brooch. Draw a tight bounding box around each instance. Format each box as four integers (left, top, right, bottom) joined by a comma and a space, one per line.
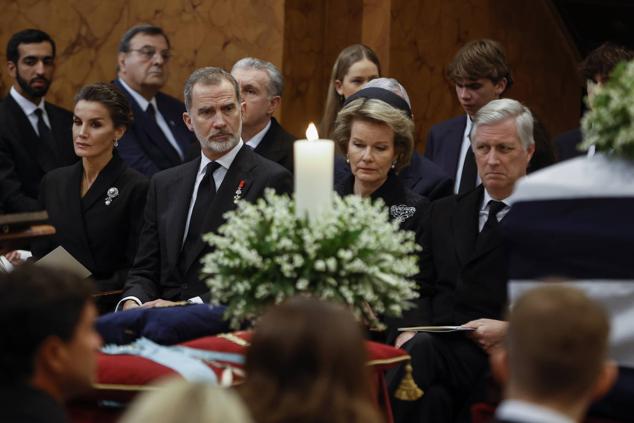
105, 187, 119, 206
390, 204, 416, 223
233, 180, 246, 203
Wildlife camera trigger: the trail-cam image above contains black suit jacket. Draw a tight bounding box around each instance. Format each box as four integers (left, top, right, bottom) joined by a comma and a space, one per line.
33, 153, 148, 292
554, 127, 583, 161
123, 144, 293, 303
114, 79, 198, 176
253, 117, 295, 172
334, 152, 453, 202
0, 94, 76, 212
0, 384, 68, 423
411, 185, 509, 326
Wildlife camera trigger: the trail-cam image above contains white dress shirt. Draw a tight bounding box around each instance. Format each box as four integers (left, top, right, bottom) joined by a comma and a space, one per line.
10, 86, 50, 135
454, 115, 481, 193
244, 119, 271, 150
117, 78, 184, 160
496, 400, 575, 423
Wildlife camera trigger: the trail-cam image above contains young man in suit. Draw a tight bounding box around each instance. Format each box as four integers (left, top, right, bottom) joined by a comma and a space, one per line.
120, 67, 292, 310
0, 265, 102, 423
231, 57, 296, 172
0, 29, 76, 212
490, 285, 616, 423
115, 24, 197, 176
390, 98, 535, 423
424, 39, 511, 195
554, 42, 634, 161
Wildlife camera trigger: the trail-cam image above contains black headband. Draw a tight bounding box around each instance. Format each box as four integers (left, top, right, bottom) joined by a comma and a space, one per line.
343, 87, 413, 118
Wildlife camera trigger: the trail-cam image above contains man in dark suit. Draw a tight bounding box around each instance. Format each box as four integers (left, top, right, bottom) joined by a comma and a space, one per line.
390, 98, 536, 423
0, 265, 102, 423
231, 57, 295, 172
555, 42, 634, 161
0, 29, 76, 212
114, 24, 197, 176
489, 286, 616, 423
120, 67, 292, 310
425, 39, 554, 194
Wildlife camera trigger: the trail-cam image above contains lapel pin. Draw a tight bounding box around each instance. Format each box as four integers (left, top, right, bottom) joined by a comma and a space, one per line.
105, 187, 119, 206
233, 180, 246, 203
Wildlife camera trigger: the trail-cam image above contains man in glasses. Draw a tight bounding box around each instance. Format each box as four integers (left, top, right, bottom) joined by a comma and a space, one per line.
115, 24, 197, 176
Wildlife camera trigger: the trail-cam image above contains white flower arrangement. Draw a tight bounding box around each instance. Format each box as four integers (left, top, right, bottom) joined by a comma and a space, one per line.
581, 59, 634, 160
201, 189, 421, 329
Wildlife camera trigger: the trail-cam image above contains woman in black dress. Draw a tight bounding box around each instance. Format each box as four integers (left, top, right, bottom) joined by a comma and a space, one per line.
333, 79, 430, 337
34, 83, 148, 311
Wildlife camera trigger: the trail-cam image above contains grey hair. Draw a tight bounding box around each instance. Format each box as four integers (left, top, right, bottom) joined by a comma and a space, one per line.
231, 57, 284, 97
363, 78, 411, 108
471, 98, 535, 149
183, 67, 241, 112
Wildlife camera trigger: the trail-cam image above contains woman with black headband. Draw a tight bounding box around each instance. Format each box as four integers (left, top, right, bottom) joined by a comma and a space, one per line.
333, 78, 429, 336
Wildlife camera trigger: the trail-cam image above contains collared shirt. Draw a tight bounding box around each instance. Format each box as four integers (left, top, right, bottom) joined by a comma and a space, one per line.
116, 140, 244, 310
479, 189, 513, 232
10, 86, 50, 135
453, 115, 481, 193
117, 78, 184, 159
182, 139, 244, 242
244, 119, 271, 150
496, 400, 575, 423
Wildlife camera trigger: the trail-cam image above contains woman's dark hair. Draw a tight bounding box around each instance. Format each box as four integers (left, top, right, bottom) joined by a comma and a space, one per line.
320, 44, 381, 138
74, 82, 133, 129
239, 296, 383, 423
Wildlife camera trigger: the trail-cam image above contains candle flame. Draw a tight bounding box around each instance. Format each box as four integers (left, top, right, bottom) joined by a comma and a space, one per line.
306, 123, 319, 141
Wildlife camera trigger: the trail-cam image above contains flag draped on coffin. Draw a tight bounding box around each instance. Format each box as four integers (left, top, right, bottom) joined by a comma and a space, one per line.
503, 154, 634, 368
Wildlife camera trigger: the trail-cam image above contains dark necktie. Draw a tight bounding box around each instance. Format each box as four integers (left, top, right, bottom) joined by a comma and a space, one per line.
34, 108, 57, 154
458, 144, 477, 194
482, 200, 506, 232
180, 161, 222, 272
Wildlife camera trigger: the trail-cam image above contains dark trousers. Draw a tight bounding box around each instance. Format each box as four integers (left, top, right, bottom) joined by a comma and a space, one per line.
388, 332, 488, 423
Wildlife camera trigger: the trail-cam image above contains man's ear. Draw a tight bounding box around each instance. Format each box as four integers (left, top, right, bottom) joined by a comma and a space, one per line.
267, 96, 281, 115
494, 77, 508, 97
7, 61, 17, 79
36, 336, 68, 376
591, 360, 618, 401
526, 142, 536, 163
117, 52, 127, 75
183, 112, 193, 132
489, 346, 509, 387
240, 100, 247, 118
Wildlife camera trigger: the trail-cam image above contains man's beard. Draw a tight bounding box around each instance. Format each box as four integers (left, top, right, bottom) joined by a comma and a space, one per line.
201, 133, 240, 154
16, 72, 50, 99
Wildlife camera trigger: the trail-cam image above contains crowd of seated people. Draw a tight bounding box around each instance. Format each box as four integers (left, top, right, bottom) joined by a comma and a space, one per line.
0, 22, 633, 423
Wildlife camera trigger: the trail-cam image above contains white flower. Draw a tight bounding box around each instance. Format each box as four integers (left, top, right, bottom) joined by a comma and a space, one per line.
201, 189, 420, 329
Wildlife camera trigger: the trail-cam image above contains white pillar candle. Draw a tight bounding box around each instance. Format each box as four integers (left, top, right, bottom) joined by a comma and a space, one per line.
294, 123, 334, 219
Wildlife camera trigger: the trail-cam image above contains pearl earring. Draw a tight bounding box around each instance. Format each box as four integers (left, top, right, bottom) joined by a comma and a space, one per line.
346, 155, 350, 164
114, 138, 119, 147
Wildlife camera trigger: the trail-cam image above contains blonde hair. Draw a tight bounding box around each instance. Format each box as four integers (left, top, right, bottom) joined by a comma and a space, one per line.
333, 98, 414, 171
119, 378, 253, 423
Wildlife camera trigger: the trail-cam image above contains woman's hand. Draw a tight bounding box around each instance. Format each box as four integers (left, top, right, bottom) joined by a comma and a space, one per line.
462, 318, 508, 353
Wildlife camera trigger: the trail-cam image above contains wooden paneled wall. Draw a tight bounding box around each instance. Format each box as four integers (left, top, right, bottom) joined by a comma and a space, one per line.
0, 0, 580, 148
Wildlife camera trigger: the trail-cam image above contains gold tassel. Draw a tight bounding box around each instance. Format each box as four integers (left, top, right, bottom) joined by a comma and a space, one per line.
394, 362, 423, 401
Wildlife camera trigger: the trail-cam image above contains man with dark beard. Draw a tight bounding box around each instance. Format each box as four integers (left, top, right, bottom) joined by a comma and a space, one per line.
119, 67, 292, 310
0, 29, 76, 212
